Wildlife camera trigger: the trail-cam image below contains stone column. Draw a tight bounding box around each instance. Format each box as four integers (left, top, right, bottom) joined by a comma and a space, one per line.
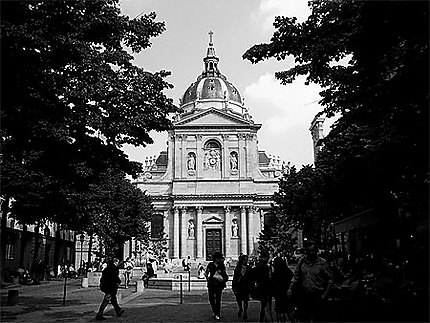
196, 206, 203, 259
162, 209, 169, 257
248, 206, 257, 255
224, 206, 232, 258
180, 206, 188, 258
240, 206, 247, 255
173, 207, 180, 258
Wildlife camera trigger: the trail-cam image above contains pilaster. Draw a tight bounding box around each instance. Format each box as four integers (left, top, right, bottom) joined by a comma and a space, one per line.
224, 206, 232, 258
248, 206, 257, 254
240, 206, 247, 254
180, 206, 188, 258
196, 206, 203, 259
222, 134, 229, 178
173, 207, 180, 258
196, 135, 203, 178
238, 134, 246, 178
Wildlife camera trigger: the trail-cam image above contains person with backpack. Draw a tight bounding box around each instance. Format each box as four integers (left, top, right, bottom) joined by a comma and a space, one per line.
205, 252, 229, 320
96, 258, 125, 320
232, 254, 253, 320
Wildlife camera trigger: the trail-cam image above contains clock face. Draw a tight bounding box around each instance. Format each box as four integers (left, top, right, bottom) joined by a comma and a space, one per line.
209, 157, 217, 165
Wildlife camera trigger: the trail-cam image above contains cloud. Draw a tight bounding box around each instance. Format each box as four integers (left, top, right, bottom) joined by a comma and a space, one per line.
245, 73, 322, 135
256, 0, 311, 31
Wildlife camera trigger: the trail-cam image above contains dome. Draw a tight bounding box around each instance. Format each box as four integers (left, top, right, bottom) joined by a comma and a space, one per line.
181, 75, 242, 106
180, 33, 243, 110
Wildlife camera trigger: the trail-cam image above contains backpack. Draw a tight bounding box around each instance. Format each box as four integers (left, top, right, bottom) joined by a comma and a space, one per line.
182, 258, 186, 267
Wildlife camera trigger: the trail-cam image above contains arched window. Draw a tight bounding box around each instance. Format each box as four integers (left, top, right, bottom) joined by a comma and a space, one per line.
151, 214, 164, 239
204, 139, 221, 149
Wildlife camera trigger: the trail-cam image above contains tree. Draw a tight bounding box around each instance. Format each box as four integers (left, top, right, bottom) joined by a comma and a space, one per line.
81, 168, 153, 257
244, 1, 428, 223
1, 1, 178, 228
267, 165, 332, 254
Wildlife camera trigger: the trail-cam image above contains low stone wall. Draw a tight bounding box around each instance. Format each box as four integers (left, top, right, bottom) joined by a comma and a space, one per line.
87, 271, 102, 287
147, 276, 232, 291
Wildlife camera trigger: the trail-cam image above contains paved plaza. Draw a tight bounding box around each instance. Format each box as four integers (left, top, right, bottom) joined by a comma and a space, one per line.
1, 279, 263, 322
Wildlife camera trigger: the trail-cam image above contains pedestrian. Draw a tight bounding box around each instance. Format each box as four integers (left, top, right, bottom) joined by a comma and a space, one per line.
205, 252, 229, 320
251, 250, 274, 322
183, 255, 191, 271
147, 260, 155, 278
96, 258, 125, 321
232, 254, 253, 320
123, 257, 134, 288
271, 256, 293, 323
287, 240, 333, 322
197, 263, 206, 279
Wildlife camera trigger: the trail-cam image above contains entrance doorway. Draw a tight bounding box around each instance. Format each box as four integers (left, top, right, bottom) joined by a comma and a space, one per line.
206, 229, 222, 261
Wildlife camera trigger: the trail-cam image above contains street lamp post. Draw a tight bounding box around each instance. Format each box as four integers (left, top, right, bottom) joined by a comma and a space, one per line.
79, 234, 85, 276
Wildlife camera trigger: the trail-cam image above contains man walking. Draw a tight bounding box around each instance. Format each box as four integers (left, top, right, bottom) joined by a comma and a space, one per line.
288, 241, 333, 322
96, 258, 125, 320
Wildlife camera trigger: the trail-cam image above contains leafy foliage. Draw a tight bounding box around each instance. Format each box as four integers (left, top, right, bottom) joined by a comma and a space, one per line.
244, 1, 429, 252
1, 1, 178, 227
84, 168, 153, 257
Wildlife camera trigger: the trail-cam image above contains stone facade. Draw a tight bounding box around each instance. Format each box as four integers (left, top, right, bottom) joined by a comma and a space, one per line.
133, 37, 287, 261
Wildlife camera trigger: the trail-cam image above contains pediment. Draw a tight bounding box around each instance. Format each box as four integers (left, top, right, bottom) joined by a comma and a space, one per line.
203, 215, 224, 224
175, 108, 253, 127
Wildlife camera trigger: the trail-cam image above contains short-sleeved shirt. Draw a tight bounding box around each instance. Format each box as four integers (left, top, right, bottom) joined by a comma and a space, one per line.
292, 256, 333, 295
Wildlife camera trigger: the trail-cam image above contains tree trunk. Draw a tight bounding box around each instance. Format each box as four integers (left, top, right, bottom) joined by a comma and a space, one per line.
1, 197, 11, 281
86, 232, 93, 277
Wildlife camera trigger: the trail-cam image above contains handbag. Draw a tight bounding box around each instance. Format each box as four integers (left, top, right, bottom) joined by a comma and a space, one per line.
213, 270, 224, 282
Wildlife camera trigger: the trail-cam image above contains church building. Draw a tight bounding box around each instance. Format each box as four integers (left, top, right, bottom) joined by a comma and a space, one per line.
134, 36, 288, 262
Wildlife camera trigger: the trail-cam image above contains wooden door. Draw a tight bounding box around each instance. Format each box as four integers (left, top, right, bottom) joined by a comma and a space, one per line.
206, 229, 222, 261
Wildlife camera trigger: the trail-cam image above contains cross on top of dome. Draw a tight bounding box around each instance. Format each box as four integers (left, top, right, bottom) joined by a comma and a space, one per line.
209, 30, 213, 46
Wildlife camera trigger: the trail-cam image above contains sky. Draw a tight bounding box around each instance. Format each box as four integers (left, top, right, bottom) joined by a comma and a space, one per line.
120, 0, 334, 168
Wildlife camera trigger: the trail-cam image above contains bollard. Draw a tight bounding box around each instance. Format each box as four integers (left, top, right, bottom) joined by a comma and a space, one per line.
179, 275, 183, 304
188, 271, 191, 292
81, 277, 89, 288
7, 290, 19, 306
136, 280, 145, 292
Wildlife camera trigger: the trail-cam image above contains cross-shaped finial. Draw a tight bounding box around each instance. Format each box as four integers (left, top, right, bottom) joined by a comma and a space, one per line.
209, 31, 213, 46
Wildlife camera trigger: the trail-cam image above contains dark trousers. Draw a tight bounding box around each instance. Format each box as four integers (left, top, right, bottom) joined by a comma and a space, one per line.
208, 288, 223, 316
97, 292, 122, 317
296, 292, 326, 322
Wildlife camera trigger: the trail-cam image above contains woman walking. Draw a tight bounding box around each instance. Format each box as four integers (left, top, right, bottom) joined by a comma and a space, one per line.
252, 250, 274, 322
205, 252, 229, 320
232, 254, 253, 320
272, 256, 293, 323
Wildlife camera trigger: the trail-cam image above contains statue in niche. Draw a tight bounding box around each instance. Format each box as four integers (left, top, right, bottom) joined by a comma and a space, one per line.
188, 220, 195, 238
187, 153, 196, 171
230, 153, 238, 170
204, 149, 220, 170
231, 219, 238, 237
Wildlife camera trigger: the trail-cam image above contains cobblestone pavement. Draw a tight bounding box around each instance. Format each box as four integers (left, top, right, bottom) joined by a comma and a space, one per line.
1, 279, 263, 322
